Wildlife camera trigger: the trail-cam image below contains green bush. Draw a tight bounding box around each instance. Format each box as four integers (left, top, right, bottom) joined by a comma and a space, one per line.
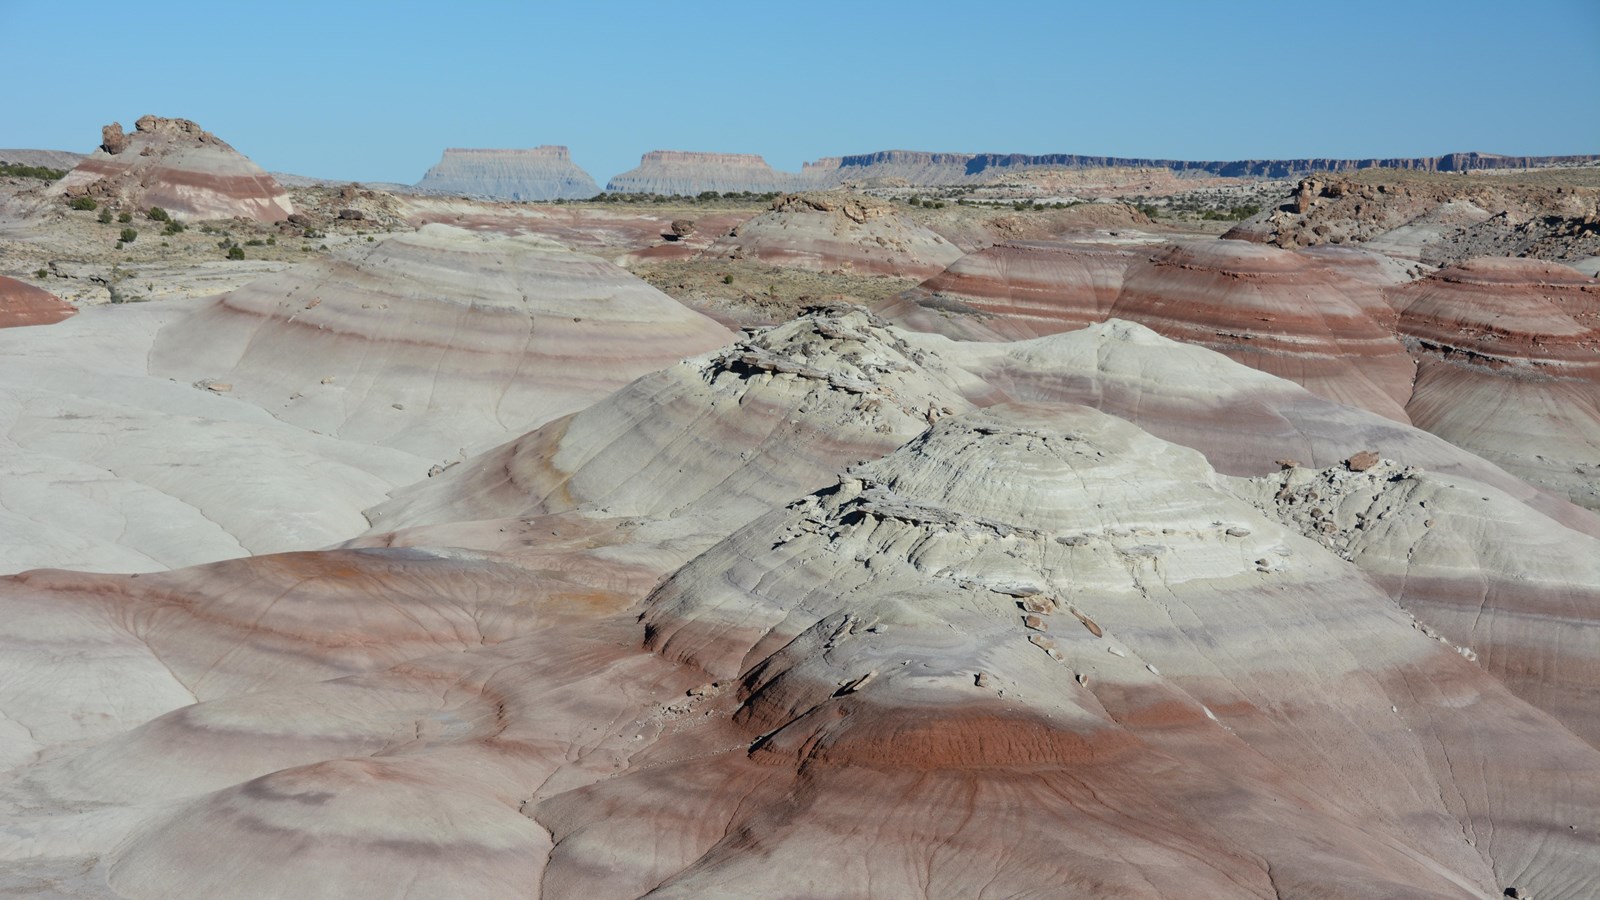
97, 208, 113, 224
147, 207, 170, 222
34, 268, 48, 279
226, 246, 245, 260
244, 238, 264, 247
119, 227, 138, 243
162, 220, 185, 235
117, 210, 132, 224
68, 196, 98, 211
266, 236, 276, 245
0, 162, 67, 180
722, 274, 734, 285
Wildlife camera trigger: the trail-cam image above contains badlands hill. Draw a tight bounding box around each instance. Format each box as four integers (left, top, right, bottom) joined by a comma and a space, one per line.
884, 233, 1600, 509
3, 305, 1600, 898
415, 147, 600, 200
4, 130, 1600, 898
52, 116, 293, 222
705, 192, 963, 279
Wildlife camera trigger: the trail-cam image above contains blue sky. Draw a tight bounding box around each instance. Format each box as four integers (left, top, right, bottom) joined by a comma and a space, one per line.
2, 0, 1596, 184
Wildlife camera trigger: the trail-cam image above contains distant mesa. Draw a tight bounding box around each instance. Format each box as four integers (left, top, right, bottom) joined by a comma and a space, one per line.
53, 115, 293, 222
415, 146, 599, 201
605, 150, 794, 195
800, 148, 1600, 186
0, 275, 75, 329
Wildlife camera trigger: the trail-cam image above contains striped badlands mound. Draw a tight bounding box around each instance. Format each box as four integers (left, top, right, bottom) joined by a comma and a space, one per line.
707, 193, 963, 279
53, 116, 292, 222
0, 275, 74, 329
1389, 257, 1600, 509
889, 238, 1418, 420
0, 225, 731, 574
151, 223, 734, 459
3, 309, 1600, 897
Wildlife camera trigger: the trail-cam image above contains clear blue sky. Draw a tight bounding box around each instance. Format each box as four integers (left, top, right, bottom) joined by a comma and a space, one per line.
2, 0, 1596, 184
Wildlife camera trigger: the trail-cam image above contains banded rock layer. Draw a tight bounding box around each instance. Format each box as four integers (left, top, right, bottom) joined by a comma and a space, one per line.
889, 238, 1419, 421
0, 276, 74, 329
1389, 257, 1600, 509
53, 116, 292, 222
151, 223, 735, 459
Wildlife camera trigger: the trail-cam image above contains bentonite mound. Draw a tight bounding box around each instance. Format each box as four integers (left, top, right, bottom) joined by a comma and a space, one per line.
605, 150, 795, 195
5, 304, 1600, 896
704, 192, 964, 279
0, 275, 74, 328
880, 240, 1141, 340
415, 147, 600, 200
52, 115, 293, 221
886, 238, 1418, 421
1387, 257, 1600, 509
366, 305, 982, 539
151, 223, 735, 459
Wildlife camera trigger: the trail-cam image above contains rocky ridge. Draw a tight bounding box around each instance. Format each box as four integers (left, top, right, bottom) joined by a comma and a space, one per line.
51, 115, 293, 222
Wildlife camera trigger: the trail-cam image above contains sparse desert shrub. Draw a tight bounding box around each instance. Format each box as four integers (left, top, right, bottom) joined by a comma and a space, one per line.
265, 236, 276, 245
244, 238, 264, 247
722, 274, 734, 285
226, 246, 245, 260
118, 211, 132, 224
162, 220, 185, 235
146, 207, 170, 222
34, 268, 48, 279
0, 162, 67, 180
97, 208, 113, 224
119, 227, 138, 243
68, 196, 98, 211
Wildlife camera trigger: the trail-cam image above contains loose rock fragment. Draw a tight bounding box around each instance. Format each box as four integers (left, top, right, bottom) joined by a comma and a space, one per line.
1345, 450, 1381, 472
1071, 608, 1104, 638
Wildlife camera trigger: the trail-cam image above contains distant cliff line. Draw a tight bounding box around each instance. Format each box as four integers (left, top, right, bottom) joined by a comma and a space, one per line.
798, 149, 1600, 183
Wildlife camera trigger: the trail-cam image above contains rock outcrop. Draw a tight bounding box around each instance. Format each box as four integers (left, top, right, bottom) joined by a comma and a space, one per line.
52, 115, 293, 221
1227, 173, 1600, 266
0, 275, 74, 328
703, 192, 963, 278
605, 150, 794, 195
414, 146, 599, 200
